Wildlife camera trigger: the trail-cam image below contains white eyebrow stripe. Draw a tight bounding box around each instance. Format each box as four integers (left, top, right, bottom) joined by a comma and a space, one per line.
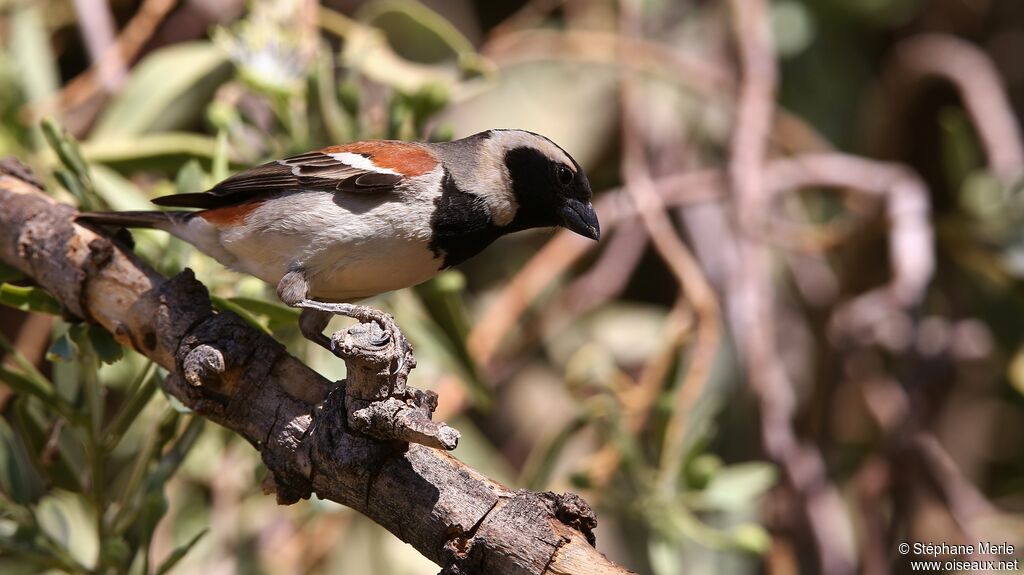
327, 152, 401, 175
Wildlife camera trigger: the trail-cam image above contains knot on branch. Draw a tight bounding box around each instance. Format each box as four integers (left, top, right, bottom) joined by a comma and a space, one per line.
552, 492, 598, 546
84, 237, 114, 274
183, 344, 226, 387
332, 321, 459, 450
174, 312, 284, 395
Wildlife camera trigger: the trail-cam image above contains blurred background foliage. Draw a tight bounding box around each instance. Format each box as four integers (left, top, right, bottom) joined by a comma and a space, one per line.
0, 0, 1023, 574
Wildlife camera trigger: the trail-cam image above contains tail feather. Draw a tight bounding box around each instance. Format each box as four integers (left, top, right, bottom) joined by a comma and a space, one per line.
76, 211, 190, 229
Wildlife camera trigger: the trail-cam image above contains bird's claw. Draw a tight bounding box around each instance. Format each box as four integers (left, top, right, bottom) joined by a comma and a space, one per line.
297, 300, 411, 372
364, 316, 409, 375
382, 324, 410, 375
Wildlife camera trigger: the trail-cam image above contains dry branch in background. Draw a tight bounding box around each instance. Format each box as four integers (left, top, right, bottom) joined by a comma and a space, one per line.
55, 0, 182, 134
0, 160, 635, 575
469, 151, 932, 367
889, 34, 1024, 183
618, 0, 722, 496
725, 1, 857, 573
70, 0, 126, 93
470, 2, 945, 572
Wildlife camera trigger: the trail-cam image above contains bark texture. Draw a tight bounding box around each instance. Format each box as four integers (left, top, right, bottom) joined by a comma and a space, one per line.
0, 159, 634, 575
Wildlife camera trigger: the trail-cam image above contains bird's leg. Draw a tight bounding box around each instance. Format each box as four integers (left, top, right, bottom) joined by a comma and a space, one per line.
294, 300, 405, 347
298, 308, 332, 350
278, 271, 410, 372
276, 276, 452, 449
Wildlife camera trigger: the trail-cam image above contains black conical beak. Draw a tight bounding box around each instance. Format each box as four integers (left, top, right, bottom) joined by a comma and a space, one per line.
560, 198, 601, 241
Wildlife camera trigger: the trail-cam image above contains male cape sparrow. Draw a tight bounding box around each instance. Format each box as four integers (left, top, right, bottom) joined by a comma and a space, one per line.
78, 129, 601, 354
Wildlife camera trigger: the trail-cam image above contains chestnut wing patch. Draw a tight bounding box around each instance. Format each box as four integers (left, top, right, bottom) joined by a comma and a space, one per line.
151, 148, 420, 209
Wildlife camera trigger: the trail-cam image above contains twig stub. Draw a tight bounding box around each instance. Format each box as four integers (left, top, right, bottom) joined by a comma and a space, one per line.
333, 321, 461, 451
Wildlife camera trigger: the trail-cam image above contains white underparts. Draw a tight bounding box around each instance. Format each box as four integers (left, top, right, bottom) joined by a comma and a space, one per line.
165, 167, 446, 302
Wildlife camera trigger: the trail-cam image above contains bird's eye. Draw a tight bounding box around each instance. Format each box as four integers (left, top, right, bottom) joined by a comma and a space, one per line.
557, 165, 574, 187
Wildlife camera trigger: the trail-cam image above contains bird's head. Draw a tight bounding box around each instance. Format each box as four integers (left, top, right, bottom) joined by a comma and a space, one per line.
441, 129, 601, 241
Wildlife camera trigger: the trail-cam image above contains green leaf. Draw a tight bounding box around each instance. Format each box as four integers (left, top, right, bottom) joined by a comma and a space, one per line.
689, 462, 778, 512
41, 119, 92, 191
103, 363, 158, 451
174, 160, 205, 195
0, 334, 65, 415
337, 77, 361, 117
0, 418, 44, 505
80, 132, 225, 172
137, 490, 169, 556
211, 296, 272, 335
335, 15, 460, 93
52, 169, 85, 204
313, 44, 353, 143
684, 454, 722, 490
36, 491, 98, 567
86, 325, 123, 365
212, 130, 229, 183
731, 523, 772, 554
148, 417, 205, 488
41, 118, 106, 211
45, 333, 77, 364
98, 537, 131, 569
10, 399, 81, 494
940, 106, 983, 191
0, 535, 81, 573
225, 297, 300, 324
110, 407, 175, 536
90, 164, 152, 211
648, 536, 683, 575
410, 274, 492, 407
92, 42, 231, 138
154, 529, 207, 575
0, 263, 24, 283
0, 367, 49, 403
69, 324, 105, 432
0, 284, 61, 315
397, 83, 450, 132
361, 0, 477, 65
8, 3, 59, 110
131, 416, 203, 567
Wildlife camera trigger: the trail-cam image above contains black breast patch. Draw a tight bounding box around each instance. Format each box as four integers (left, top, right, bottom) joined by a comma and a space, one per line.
429, 170, 503, 268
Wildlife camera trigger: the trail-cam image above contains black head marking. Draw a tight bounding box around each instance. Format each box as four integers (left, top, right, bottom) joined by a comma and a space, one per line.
428, 132, 599, 268
429, 169, 503, 268
503, 146, 593, 233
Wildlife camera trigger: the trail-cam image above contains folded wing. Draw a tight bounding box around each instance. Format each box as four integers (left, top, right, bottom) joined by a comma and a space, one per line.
152, 146, 432, 209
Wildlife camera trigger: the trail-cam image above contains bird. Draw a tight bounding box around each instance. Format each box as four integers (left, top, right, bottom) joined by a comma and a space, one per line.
77, 129, 601, 357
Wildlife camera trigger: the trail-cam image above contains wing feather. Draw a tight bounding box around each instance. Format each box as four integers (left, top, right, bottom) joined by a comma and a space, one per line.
151, 149, 416, 209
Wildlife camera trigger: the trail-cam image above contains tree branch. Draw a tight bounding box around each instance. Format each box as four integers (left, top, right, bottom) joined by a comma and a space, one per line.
0, 158, 634, 575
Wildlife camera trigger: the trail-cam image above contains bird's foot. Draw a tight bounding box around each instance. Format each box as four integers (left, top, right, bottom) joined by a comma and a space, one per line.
294, 300, 412, 375
330, 320, 415, 386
